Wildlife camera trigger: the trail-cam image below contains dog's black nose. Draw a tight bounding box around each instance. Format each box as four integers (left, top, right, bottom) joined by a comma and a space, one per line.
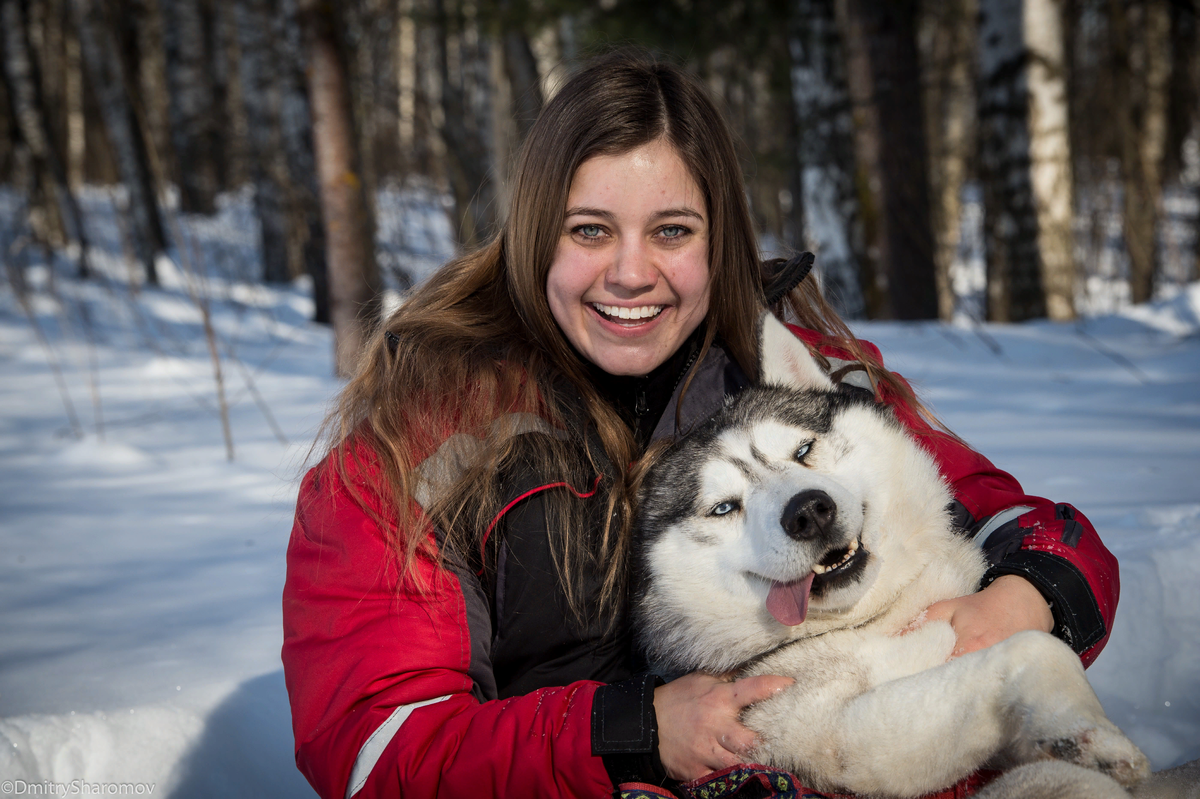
782, 490, 837, 541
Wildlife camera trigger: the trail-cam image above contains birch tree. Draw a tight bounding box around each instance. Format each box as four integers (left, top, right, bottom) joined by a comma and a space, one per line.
300, 0, 381, 376
789, 0, 866, 318
921, 0, 977, 320
978, 0, 1075, 321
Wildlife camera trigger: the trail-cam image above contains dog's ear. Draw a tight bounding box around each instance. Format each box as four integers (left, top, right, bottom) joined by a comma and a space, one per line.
758, 310, 834, 391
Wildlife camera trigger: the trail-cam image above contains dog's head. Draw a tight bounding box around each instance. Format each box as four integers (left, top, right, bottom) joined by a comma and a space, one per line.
632, 312, 952, 674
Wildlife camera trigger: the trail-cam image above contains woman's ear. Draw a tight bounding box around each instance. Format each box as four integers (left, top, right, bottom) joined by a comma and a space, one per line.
757, 311, 834, 391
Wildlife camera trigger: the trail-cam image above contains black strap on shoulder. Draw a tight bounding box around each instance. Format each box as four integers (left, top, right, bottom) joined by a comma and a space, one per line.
763, 251, 815, 306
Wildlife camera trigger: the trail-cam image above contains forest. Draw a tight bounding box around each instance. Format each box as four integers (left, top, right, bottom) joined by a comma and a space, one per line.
2, 1, 1200, 790
1, 0, 1197, 376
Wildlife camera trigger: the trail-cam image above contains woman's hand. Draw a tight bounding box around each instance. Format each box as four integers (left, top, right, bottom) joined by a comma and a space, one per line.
653, 672, 794, 782
924, 574, 1054, 658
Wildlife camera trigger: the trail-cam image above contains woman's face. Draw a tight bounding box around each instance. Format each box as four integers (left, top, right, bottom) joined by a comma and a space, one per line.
546, 139, 711, 377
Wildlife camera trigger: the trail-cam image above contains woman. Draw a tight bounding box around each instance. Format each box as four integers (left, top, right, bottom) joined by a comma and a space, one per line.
282, 51, 1118, 799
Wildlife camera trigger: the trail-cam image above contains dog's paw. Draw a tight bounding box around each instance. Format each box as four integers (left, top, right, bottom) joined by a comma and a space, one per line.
1025, 721, 1150, 788
999, 633, 1150, 787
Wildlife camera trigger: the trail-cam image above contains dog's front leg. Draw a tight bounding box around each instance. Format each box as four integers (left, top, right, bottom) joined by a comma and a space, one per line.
744, 628, 1147, 799
745, 621, 999, 797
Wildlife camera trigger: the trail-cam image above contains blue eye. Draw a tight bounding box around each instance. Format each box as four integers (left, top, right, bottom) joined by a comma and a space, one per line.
711, 500, 740, 517
578, 224, 603, 238
795, 442, 812, 461
660, 225, 687, 238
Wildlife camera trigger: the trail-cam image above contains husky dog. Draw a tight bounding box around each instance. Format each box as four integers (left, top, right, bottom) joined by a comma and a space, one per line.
632, 312, 1179, 799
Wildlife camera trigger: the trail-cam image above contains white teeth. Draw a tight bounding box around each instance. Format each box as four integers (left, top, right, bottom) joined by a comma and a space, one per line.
591, 303, 664, 321
812, 539, 859, 574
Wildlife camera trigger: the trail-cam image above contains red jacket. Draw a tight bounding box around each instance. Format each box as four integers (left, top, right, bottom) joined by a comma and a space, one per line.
281, 330, 1118, 799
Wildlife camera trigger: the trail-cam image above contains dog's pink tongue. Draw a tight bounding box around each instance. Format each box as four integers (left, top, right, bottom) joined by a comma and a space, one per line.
766, 572, 815, 626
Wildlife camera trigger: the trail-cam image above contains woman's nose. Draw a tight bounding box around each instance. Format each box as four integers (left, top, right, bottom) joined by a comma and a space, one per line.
607, 238, 657, 291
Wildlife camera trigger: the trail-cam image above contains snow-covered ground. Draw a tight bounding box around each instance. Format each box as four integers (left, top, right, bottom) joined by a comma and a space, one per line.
0, 189, 1198, 796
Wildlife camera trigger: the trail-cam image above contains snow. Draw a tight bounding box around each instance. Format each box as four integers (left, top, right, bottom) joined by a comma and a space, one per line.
1, 188, 1198, 796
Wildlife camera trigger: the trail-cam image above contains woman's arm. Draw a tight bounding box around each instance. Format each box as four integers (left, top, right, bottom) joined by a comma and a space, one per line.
863, 342, 1119, 666
282, 460, 613, 799
892, 409, 1117, 665
923, 573, 1053, 657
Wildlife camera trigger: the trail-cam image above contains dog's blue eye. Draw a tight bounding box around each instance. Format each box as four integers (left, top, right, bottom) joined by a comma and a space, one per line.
795, 442, 813, 460
711, 500, 739, 517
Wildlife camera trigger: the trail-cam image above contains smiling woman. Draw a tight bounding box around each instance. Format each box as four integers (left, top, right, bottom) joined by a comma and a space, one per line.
281, 48, 1120, 799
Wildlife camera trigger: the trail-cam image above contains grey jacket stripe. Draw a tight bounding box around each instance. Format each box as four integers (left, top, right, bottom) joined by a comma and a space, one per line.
345, 694, 452, 798
972, 505, 1036, 547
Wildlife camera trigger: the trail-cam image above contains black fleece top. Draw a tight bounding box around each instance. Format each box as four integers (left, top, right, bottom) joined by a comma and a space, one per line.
588, 324, 707, 449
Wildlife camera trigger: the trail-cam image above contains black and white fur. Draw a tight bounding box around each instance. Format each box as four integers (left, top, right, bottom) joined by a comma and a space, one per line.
632, 312, 1190, 799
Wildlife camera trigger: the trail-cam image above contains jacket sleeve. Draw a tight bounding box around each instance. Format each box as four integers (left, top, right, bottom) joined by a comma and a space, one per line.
281, 458, 614, 799
805, 331, 1119, 667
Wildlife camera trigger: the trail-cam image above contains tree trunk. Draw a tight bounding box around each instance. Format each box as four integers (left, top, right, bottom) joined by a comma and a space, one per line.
790, 0, 866, 318
70, 0, 166, 285
1111, 0, 1171, 305
1164, 0, 1198, 188
2, 0, 91, 276
495, 15, 541, 216
920, 0, 977, 321
234, 0, 291, 283
277, 0, 329, 322
432, 0, 499, 250
781, 63, 805, 258
1166, 0, 1200, 286
978, 0, 1074, 321
158, 0, 220, 214
2, 0, 67, 251
65, 21, 85, 189
126, 0, 172, 200
344, 0, 381, 208
414, 0, 445, 184
209, 0, 234, 190
300, 0, 381, 376
397, 0, 418, 174
1025, 0, 1076, 320
838, 0, 938, 320
501, 19, 542, 145
0, 51, 13, 183
31, 0, 69, 162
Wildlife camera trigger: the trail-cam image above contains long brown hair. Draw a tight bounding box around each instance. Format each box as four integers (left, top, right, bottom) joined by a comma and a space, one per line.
320, 49, 927, 624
